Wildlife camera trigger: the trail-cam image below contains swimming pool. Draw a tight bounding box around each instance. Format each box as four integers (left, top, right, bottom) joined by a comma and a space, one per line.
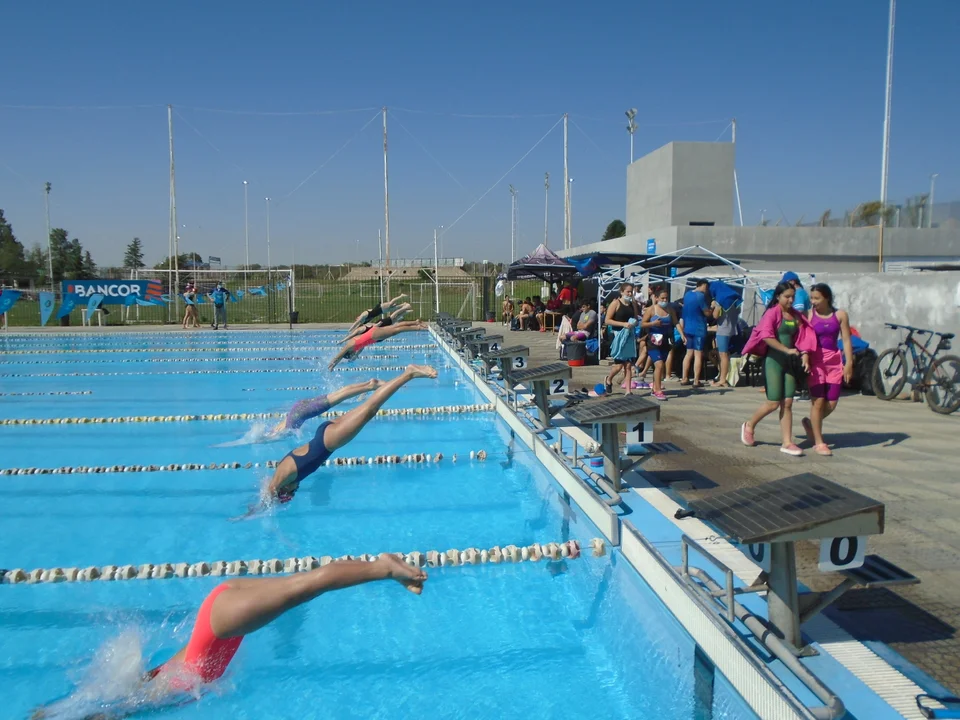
0, 330, 758, 719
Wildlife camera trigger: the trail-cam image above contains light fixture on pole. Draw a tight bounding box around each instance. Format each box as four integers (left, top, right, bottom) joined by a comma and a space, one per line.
929, 173, 939, 228
243, 180, 249, 287
625, 108, 638, 164
568, 178, 574, 247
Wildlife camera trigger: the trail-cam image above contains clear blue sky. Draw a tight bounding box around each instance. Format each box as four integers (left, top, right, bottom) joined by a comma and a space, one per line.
1, 1, 957, 268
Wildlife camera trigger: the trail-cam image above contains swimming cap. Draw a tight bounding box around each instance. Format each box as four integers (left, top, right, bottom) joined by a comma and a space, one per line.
781, 271, 800, 284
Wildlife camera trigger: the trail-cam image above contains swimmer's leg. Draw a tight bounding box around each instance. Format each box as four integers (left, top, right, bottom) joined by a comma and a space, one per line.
208, 555, 426, 639
321, 365, 437, 452
369, 320, 426, 342
283, 380, 380, 430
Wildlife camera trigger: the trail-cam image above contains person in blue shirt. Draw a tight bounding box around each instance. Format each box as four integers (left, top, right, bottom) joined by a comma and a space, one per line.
781, 271, 810, 313
209, 282, 233, 330
679, 279, 712, 386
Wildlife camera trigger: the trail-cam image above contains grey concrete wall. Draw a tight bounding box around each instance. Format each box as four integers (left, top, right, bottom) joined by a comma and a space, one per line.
558, 228, 680, 260
671, 142, 734, 228
626, 144, 673, 232
814, 271, 960, 351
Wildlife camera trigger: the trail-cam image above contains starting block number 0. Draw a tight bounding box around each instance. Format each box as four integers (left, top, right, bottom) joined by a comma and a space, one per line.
745, 538, 866, 573
747, 543, 771, 572
818, 536, 866, 572
512, 356, 526, 369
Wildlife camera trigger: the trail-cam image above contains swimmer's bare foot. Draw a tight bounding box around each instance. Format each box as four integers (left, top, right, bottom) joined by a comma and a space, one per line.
415, 320, 428, 329
366, 378, 384, 391
405, 364, 438, 379
378, 553, 427, 594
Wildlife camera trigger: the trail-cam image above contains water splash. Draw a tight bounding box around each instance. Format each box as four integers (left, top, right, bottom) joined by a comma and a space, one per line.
32, 628, 205, 720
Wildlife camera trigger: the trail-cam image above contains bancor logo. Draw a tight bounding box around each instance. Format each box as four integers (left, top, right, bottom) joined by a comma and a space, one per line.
66, 282, 144, 299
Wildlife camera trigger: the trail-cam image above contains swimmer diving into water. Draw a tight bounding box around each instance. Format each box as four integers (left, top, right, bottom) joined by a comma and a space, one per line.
265, 364, 437, 504
216, 379, 384, 447
347, 294, 407, 333
31, 555, 426, 720
327, 320, 428, 371
339, 303, 413, 345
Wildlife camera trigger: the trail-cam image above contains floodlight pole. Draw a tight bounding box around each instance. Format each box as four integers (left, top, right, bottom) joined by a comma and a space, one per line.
732, 118, 744, 227
878, 0, 896, 272
625, 108, 638, 164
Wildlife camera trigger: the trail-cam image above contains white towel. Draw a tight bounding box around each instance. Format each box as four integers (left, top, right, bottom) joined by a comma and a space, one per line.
556, 316, 573, 350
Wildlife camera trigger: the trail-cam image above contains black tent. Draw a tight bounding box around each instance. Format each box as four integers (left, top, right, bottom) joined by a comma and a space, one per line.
504, 243, 579, 283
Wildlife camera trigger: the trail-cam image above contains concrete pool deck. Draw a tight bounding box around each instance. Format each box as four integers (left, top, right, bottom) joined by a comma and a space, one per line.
479, 322, 960, 695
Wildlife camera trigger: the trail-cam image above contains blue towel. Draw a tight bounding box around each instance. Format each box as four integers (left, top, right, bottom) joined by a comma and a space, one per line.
609, 327, 637, 362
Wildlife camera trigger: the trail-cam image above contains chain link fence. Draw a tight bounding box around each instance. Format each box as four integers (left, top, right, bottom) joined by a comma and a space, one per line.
1, 271, 520, 327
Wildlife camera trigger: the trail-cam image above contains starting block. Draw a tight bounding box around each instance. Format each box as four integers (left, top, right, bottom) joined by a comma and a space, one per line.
505, 362, 573, 427
563, 394, 661, 491
466, 335, 503, 360
479, 345, 530, 377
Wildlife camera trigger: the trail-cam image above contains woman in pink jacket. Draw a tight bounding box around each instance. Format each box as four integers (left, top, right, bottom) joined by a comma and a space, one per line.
741, 282, 817, 456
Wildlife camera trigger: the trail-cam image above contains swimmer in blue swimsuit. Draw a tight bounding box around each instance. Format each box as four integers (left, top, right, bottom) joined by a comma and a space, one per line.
270, 379, 383, 437
264, 365, 438, 503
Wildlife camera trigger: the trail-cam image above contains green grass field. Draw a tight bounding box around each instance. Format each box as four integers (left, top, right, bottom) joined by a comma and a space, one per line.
0, 278, 545, 327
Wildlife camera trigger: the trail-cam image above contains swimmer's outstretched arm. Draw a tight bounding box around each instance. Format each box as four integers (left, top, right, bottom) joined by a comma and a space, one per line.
327, 342, 355, 371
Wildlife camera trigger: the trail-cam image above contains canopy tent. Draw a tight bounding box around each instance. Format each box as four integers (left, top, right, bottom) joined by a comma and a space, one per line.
594, 246, 764, 324
504, 243, 579, 283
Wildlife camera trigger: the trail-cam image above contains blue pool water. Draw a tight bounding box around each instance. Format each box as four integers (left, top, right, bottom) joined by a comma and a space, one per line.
0, 330, 758, 719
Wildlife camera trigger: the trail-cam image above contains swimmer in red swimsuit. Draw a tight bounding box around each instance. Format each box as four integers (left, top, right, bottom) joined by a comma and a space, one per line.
31, 555, 426, 719
265, 364, 438, 504
327, 319, 427, 370
339, 303, 413, 346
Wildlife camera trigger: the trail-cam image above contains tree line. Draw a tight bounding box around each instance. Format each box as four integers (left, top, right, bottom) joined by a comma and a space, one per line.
0, 209, 99, 285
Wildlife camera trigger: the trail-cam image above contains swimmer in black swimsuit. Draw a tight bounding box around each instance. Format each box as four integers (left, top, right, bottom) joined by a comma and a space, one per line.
347, 294, 407, 333
339, 303, 413, 345
264, 365, 438, 503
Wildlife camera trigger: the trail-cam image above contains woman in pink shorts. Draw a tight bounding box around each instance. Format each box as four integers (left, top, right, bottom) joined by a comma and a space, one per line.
802, 284, 854, 456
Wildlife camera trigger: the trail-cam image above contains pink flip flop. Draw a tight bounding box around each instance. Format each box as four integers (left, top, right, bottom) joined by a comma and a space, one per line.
740, 422, 755, 447
814, 443, 833, 456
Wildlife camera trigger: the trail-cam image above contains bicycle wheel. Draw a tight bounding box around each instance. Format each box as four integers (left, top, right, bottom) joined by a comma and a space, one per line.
925, 354, 960, 414
872, 348, 907, 400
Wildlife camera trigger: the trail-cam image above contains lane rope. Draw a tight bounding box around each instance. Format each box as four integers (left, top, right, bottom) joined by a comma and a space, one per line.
1, 367, 408, 378
0, 403, 495, 425
0, 356, 408, 366
0, 347, 422, 355
0, 391, 92, 397
1, 539, 605, 585
0, 449, 489, 476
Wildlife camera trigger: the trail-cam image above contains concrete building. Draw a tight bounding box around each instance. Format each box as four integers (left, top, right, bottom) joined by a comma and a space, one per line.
561, 141, 960, 274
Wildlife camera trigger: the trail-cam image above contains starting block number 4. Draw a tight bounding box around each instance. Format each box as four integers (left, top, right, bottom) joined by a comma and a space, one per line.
746, 543, 771, 573
489, 343, 499, 352
818, 536, 866, 572
512, 356, 526, 370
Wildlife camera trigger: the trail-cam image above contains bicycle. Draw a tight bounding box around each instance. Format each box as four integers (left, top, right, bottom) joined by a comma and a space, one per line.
871, 323, 960, 415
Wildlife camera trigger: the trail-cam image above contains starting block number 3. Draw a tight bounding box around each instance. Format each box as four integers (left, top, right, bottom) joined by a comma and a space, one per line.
512, 356, 526, 369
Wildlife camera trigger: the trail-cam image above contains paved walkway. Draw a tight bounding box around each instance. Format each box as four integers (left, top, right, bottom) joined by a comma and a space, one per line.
490, 322, 960, 693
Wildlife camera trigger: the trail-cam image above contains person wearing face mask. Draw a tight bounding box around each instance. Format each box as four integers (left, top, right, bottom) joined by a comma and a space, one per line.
640, 288, 679, 400
603, 282, 638, 394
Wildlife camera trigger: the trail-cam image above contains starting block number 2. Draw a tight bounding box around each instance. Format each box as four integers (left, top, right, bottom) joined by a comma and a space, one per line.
550, 378, 568, 395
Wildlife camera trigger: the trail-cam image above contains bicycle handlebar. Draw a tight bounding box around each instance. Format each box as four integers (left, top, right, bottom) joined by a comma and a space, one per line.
884, 322, 953, 339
